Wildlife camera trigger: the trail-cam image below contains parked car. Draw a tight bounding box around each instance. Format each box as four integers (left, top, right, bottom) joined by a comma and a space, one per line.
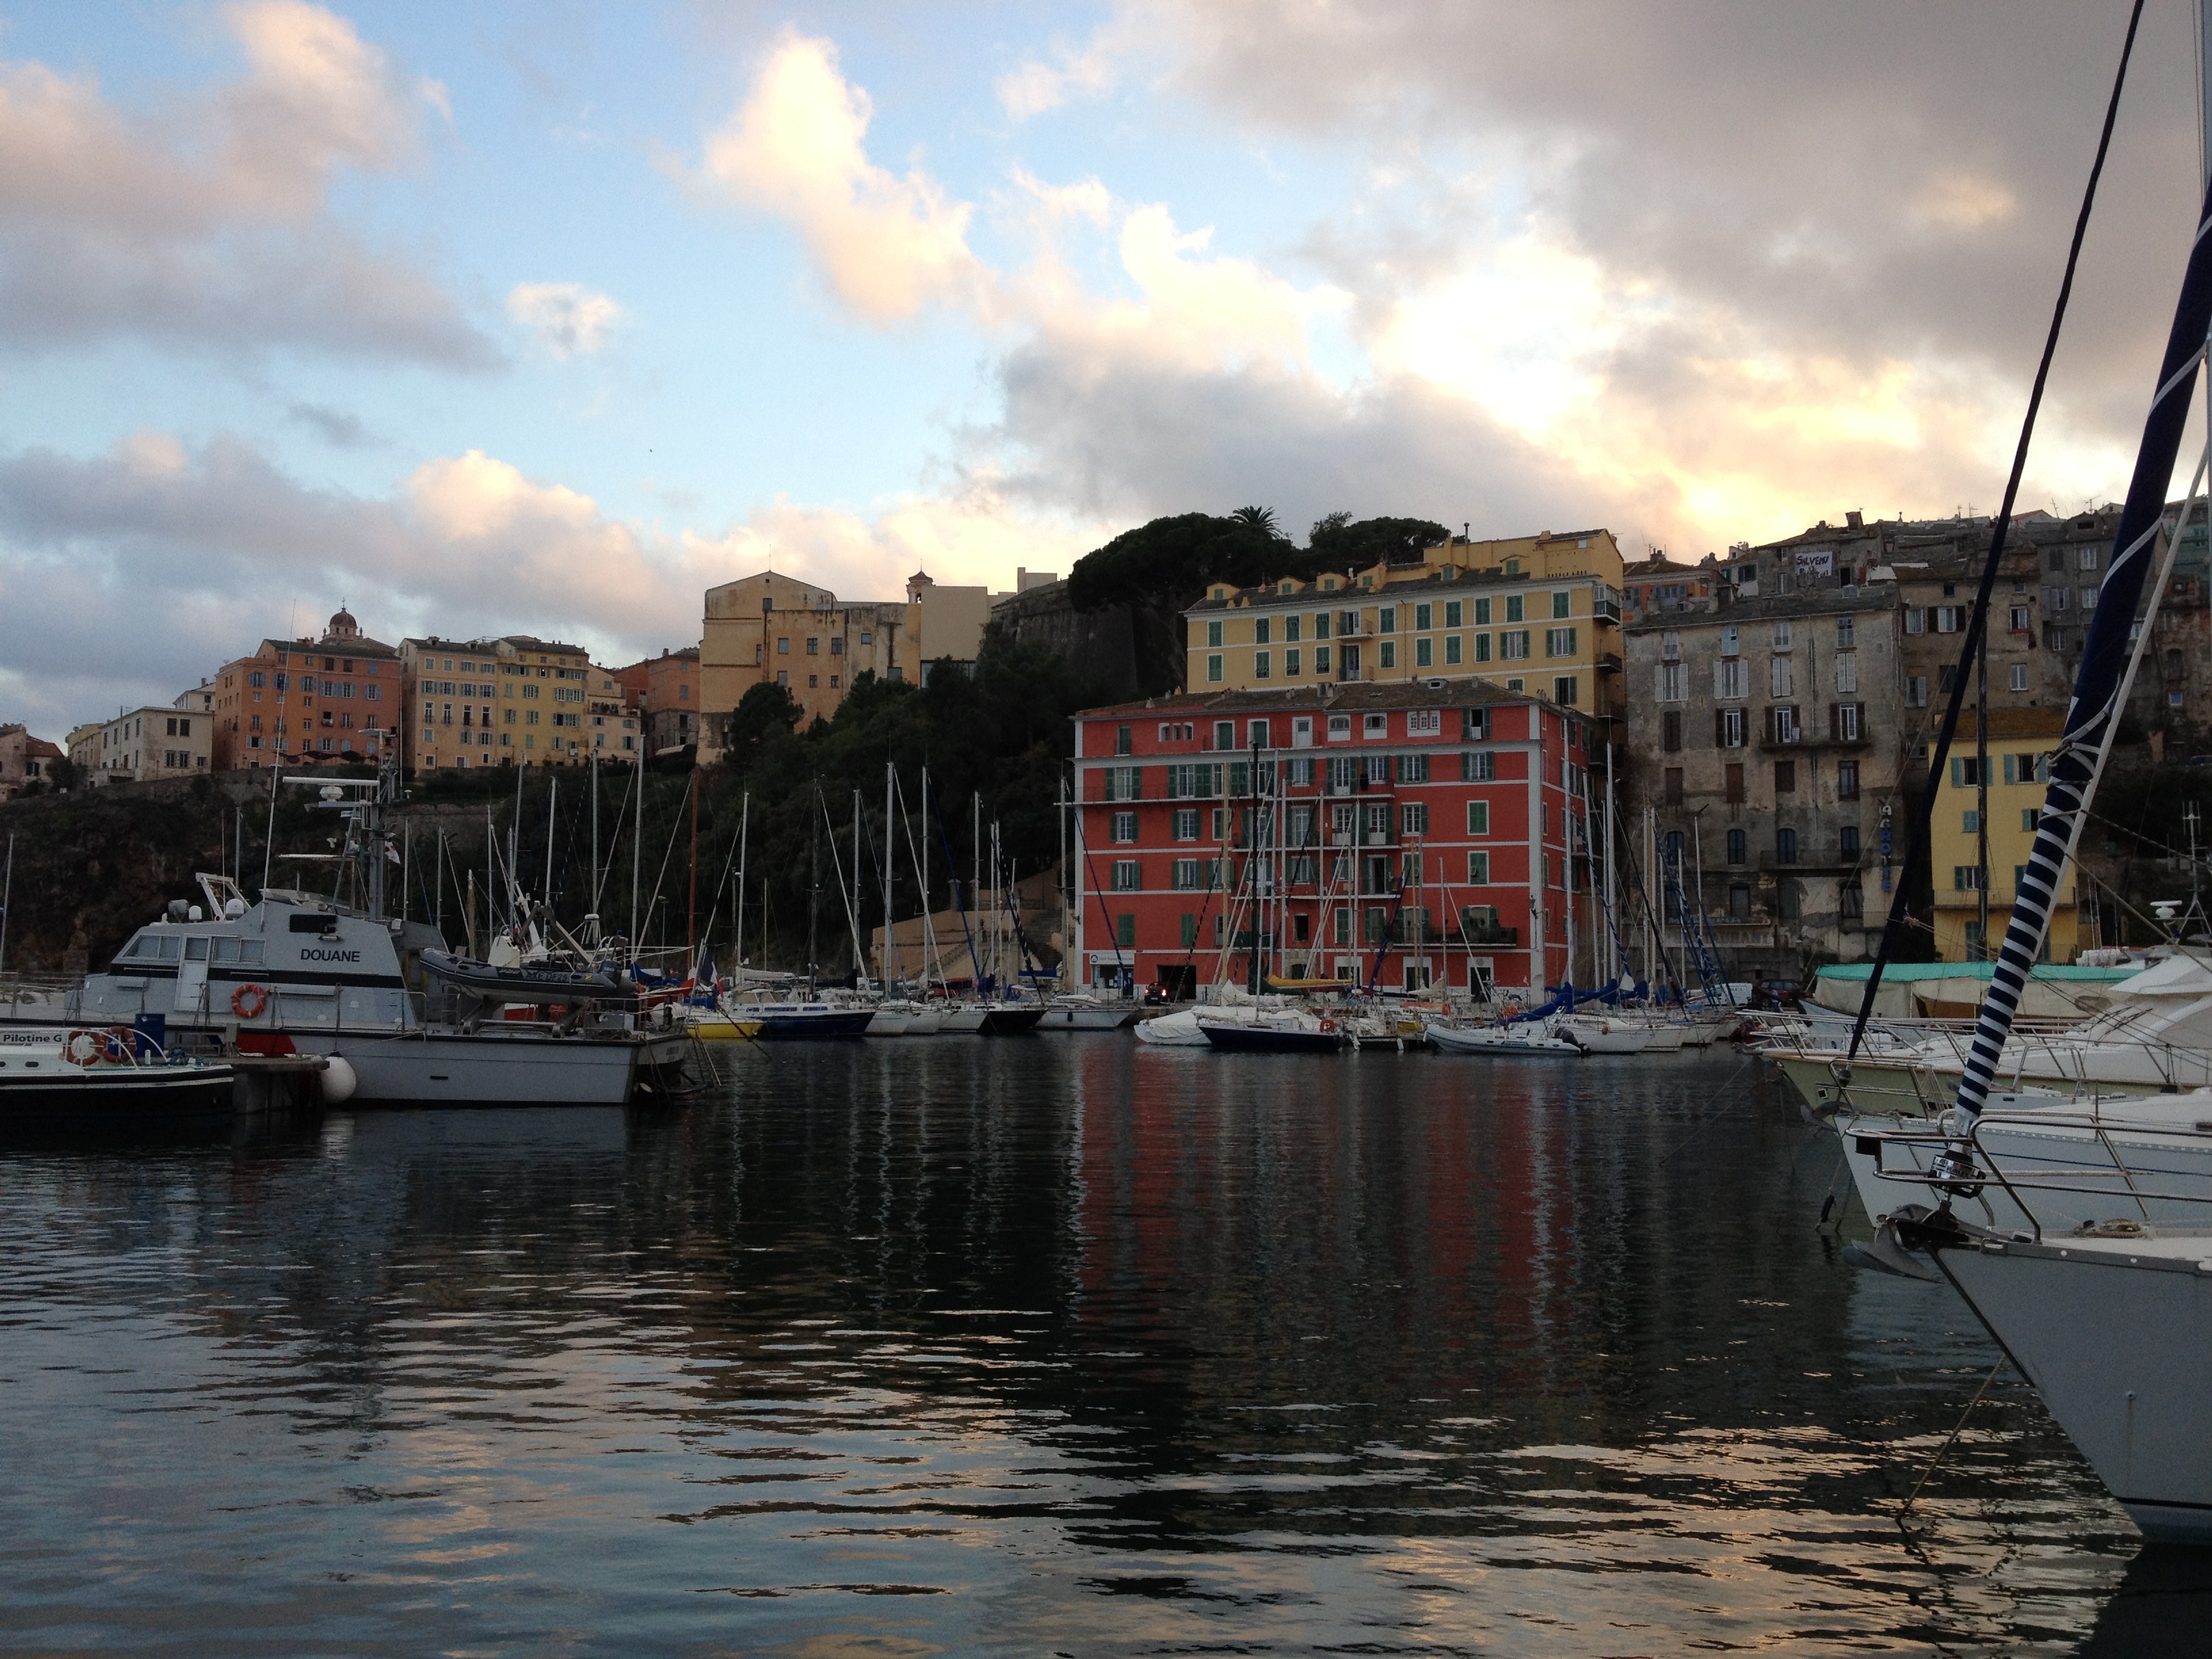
1750, 980, 1803, 1010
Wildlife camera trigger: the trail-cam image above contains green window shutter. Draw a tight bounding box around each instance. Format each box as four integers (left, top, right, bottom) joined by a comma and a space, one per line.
1951, 758, 1963, 787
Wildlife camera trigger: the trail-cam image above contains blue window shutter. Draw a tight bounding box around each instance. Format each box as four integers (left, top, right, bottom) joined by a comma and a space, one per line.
1951, 757, 1963, 787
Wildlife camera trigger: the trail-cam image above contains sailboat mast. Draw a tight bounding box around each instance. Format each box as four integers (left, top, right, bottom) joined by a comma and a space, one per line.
735, 791, 750, 971
1603, 744, 1618, 983
883, 764, 897, 987
630, 750, 643, 968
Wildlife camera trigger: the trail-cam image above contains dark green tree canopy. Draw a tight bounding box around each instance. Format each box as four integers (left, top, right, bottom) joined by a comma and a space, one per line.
1066, 510, 1450, 615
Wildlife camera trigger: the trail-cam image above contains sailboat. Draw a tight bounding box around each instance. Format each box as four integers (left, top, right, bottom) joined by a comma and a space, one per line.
1847, 7, 2212, 1542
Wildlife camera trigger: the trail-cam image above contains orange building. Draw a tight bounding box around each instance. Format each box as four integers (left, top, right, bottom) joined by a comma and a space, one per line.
209, 608, 401, 771
611, 647, 701, 755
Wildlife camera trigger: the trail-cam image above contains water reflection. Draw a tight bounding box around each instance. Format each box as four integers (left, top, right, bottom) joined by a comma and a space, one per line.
0, 1044, 2151, 1654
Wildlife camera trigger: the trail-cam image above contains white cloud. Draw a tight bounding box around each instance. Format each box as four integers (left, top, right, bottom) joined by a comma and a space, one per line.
506, 282, 623, 357
695, 30, 990, 324
0, 432, 1111, 737
0, 1, 490, 364
997, 39, 1119, 121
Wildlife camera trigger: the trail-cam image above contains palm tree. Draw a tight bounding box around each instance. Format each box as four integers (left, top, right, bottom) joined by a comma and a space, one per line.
1229, 505, 1282, 537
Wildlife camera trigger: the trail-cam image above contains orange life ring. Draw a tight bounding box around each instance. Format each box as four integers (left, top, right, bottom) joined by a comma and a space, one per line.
1319, 1017, 1338, 1033
63, 1028, 104, 1066
231, 983, 269, 1019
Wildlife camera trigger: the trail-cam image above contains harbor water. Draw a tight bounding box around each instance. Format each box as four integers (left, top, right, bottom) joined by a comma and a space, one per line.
0, 1044, 2194, 1654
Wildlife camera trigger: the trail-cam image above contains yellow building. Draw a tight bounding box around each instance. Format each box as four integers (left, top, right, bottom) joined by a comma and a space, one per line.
400, 634, 639, 773
699, 568, 1002, 762
1931, 708, 2079, 963
1184, 529, 1627, 729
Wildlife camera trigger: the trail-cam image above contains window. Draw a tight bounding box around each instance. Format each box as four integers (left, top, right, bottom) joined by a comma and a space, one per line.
1837, 759, 1860, 799
1954, 865, 1984, 891
1500, 631, 1530, 660
1726, 827, 1746, 864
1725, 762, 1744, 804
1553, 676, 1578, 706
1771, 656, 1794, 697
1117, 914, 1136, 948
1663, 766, 1683, 804
1445, 601, 1462, 628
1505, 595, 1525, 623
1936, 607, 1964, 633
1837, 615, 1855, 647
1254, 651, 1271, 680
2022, 808, 2039, 833
2009, 663, 2029, 692
1832, 702, 1862, 741
1379, 641, 1396, 668
1286, 615, 1301, 642
1546, 627, 1576, 657
1906, 674, 1928, 708
1256, 617, 1271, 645
1111, 860, 1141, 890
1729, 880, 1751, 918
1444, 636, 1462, 665
2079, 585, 2100, 611
1716, 707, 1745, 747
1462, 752, 1496, 782
1415, 603, 1432, 630
1772, 620, 1793, 649
1415, 638, 1432, 668
1961, 809, 1980, 834
2078, 546, 2100, 571
1315, 645, 1332, 674
1715, 659, 1747, 699
1207, 655, 1224, 683
1109, 811, 1138, 842
1363, 713, 1389, 738
1207, 620, 1223, 647
1906, 607, 1927, 634
1720, 626, 1738, 657
1770, 705, 1801, 743
1660, 629, 1681, 661
777, 637, 790, 654
1840, 825, 1860, 859
1662, 710, 1683, 751
1466, 800, 1490, 835
1775, 759, 1796, 793
1551, 590, 1570, 619
1776, 827, 1799, 864
1380, 607, 1396, 634
1472, 634, 1491, 663
1467, 852, 1490, 884
1658, 662, 1687, 702
1397, 752, 1430, 781
1172, 858, 1202, 890
1473, 598, 1492, 626
1951, 756, 1984, 786
1835, 652, 1858, 694
1287, 649, 1302, 676
1402, 803, 1429, 836
1172, 808, 1200, 840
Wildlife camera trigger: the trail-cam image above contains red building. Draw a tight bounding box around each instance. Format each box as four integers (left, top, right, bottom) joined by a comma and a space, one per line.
1071, 683, 1599, 1000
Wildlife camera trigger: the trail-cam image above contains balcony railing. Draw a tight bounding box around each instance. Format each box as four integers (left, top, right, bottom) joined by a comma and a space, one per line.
1757, 849, 1865, 872
1458, 923, 1520, 947
1595, 651, 1624, 674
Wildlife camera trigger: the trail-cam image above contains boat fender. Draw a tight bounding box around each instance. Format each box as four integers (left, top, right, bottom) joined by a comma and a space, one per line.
63, 1029, 104, 1067
1319, 1018, 1337, 1033
319, 1055, 358, 1105
231, 983, 269, 1019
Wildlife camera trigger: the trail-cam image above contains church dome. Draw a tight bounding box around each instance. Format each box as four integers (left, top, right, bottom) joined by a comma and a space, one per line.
325, 605, 359, 640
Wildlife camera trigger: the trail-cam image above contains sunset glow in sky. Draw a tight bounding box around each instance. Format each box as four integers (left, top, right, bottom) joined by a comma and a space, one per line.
1, 1, 2205, 731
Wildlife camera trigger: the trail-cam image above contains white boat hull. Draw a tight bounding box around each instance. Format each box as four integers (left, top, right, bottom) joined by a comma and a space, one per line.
865, 1008, 912, 1036
1933, 1225, 2212, 1542
1428, 1022, 1580, 1057
1037, 1003, 1136, 1031
285, 1029, 657, 1106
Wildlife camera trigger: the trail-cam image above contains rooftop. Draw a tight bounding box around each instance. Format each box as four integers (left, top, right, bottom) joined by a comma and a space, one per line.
1623, 584, 1900, 631
1078, 677, 1586, 722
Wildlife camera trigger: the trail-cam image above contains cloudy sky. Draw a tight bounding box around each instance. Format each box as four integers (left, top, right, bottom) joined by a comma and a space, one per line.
2, 0, 2207, 734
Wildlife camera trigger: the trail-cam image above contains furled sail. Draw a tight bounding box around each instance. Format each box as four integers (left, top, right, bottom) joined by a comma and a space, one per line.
1954, 177, 2212, 1121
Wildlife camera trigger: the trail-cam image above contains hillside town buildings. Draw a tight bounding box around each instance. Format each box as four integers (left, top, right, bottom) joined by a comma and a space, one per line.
0, 724, 62, 800
613, 647, 701, 756
1184, 529, 1628, 733
399, 635, 637, 772
209, 609, 400, 771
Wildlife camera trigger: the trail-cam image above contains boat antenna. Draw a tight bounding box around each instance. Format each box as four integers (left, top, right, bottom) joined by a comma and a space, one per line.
1847, 0, 2146, 1062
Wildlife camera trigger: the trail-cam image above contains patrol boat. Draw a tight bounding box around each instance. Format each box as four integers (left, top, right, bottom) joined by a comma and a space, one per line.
6, 766, 688, 1105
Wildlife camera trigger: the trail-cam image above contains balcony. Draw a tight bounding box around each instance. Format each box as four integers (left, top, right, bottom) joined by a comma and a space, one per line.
1593, 595, 1622, 624
1757, 849, 1866, 873
1595, 651, 1623, 674
1458, 923, 1520, 947
1758, 730, 1870, 753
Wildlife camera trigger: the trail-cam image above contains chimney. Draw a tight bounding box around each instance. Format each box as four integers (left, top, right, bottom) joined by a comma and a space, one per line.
1845, 510, 1864, 530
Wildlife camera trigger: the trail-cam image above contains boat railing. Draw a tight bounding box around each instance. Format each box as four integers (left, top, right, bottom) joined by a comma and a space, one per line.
0, 974, 81, 1015
1858, 1111, 2212, 1246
